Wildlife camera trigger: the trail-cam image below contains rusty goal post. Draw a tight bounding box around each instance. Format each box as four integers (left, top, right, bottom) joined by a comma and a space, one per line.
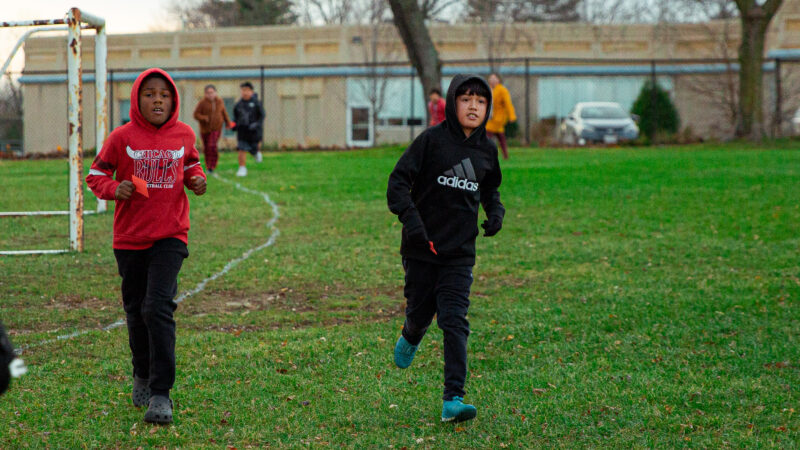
0, 7, 107, 255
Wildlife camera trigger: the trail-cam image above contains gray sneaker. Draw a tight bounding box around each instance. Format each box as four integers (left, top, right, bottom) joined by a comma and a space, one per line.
132, 376, 150, 408
144, 395, 173, 424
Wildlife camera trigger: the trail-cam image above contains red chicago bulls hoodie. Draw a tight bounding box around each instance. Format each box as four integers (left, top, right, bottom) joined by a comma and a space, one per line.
86, 68, 205, 250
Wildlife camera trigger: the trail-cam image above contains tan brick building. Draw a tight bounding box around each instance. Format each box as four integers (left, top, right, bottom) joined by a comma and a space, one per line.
19, 2, 800, 152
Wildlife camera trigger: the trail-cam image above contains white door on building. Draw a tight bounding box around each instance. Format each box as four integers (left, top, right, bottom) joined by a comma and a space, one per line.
347, 105, 373, 147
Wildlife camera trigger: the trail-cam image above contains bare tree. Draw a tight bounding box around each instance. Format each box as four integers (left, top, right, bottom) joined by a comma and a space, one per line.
300, 0, 459, 24
0, 74, 23, 148
301, 0, 359, 24
387, 0, 443, 115
649, 1, 741, 137
352, 0, 397, 139
734, 0, 783, 139
171, 0, 296, 28
466, 0, 581, 22
418, 0, 462, 20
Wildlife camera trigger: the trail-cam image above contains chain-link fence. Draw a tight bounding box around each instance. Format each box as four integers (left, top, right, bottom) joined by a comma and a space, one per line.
7, 55, 800, 154
0, 76, 23, 156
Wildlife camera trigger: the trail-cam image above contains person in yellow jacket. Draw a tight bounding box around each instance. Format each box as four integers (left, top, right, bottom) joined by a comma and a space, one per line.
486, 73, 516, 160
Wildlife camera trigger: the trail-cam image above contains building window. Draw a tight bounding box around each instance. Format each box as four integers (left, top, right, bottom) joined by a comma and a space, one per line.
346, 77, 429, 129
119, 100, 131, 126
351, 107, 370, 141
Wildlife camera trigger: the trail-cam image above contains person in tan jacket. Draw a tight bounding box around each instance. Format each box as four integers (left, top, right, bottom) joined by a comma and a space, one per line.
485, 73, 516, 160
193, 85, 233, 173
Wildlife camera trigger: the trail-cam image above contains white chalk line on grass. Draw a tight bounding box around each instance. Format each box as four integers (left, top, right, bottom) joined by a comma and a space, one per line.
16, 173, 280, 355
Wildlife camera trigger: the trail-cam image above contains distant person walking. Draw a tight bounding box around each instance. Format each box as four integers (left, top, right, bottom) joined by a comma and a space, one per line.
428, 88, 446, 127
486, 73, 516, 160
193, 84, 233, 173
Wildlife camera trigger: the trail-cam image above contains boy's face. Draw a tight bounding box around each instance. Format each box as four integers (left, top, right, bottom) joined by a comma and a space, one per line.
139, 77, 173, 127
204, 87, 217, 101
429, 92, 440, 102
240, 87, 253, 101
488, 74, 500, 88
456, 93, 487, 136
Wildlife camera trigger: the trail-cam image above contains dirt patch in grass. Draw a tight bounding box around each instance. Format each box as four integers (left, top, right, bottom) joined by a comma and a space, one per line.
180, 285, 405, 331
47, 294, 117, 310
184, 284, 403, 315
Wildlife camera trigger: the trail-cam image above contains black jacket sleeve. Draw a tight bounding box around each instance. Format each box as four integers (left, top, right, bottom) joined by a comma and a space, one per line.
233, 101, 241, 124
480, 150, 505, 221
387, 133, 428, 233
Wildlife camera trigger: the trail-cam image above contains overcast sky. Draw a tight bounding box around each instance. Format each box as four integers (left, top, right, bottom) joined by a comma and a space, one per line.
2, 1, 180, 72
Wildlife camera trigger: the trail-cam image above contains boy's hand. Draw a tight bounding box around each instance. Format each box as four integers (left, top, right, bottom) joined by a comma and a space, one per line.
406, 226, 429, 246
228, 121, 236, 129
115, 180, 135, 200
189, 176, 207, 196
481, 216, 502, 237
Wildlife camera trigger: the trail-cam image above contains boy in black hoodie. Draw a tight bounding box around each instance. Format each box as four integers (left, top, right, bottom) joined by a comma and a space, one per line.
387, 74, 504, 423
232, 81, 265, 177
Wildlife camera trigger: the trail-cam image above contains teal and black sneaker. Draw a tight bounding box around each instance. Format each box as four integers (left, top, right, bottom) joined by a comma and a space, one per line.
441, 397, 477, 423
393, 336, 419, 369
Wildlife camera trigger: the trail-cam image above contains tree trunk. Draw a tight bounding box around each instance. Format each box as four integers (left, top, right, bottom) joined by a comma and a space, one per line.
387, 0, 442, 122
735, 0, 783, 140
737, 11, 767, 138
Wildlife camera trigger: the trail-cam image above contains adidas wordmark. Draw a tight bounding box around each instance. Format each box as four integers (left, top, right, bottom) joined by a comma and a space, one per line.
437, 175, 479, 191
438, 158, 479, 192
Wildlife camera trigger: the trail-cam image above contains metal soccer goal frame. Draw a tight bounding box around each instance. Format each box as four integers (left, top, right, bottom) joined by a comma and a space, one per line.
1, 7, 108, 255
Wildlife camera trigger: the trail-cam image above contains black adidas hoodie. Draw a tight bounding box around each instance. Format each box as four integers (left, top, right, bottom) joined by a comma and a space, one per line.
387, 74, 505, 266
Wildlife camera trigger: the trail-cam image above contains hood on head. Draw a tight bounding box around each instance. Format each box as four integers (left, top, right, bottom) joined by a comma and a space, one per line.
444, 74, 493, 143
130, 68, 180, 130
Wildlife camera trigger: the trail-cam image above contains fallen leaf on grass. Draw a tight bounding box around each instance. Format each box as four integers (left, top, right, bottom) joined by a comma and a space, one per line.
763, 361, 792, 369
455, 427, 466, 432
775, 426, 787, 432
532, 388, 547, 395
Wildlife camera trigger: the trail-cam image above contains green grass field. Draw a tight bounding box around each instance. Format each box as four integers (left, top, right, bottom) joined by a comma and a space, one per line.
1, 143, 799, 447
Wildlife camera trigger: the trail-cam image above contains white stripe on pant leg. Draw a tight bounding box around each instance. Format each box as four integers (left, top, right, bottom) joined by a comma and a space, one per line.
16, 172, 279, 355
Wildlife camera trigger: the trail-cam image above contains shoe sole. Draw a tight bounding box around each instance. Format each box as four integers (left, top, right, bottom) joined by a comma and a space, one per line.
144, 414, 173, 425
441, 409, 477, 423
394, 357, 412, 369
144, 397, 173, 424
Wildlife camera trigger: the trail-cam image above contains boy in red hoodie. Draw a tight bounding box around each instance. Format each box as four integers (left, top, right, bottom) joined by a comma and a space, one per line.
86, 68, 206, 425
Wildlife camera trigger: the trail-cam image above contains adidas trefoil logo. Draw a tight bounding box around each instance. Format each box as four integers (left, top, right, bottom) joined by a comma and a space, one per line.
437, 158, 479, 192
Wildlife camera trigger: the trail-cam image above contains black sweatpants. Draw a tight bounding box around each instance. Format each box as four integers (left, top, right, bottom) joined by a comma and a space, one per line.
401, 257, 473, 401
114, 238, 188, 398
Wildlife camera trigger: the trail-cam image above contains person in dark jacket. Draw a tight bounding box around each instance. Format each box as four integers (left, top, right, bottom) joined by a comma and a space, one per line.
1, 321, 26, 396
0, 321, 13, 395
232, 81, 265, 177
387, 74, 505, 423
